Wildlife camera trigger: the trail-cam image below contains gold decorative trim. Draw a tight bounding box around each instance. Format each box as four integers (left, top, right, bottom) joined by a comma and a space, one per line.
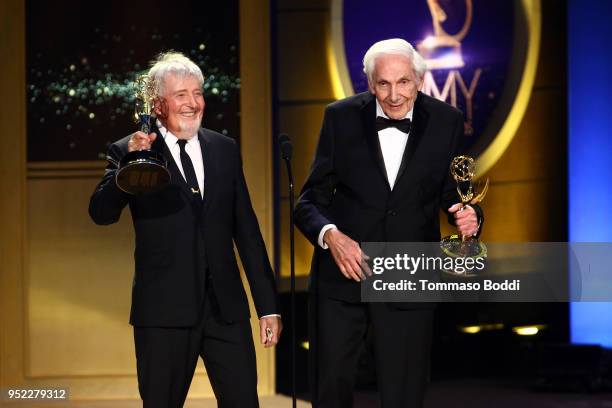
240, 0, 276, 396
27, 161, 107, 179
328, 0, 353, 99
0, 0, 27, 388
27, 161, 105, 170
27, 160, 106, 180
328, 0, 542, 174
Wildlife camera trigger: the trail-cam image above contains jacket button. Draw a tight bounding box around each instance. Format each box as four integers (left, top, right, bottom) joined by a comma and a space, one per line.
387, 210, 396, 216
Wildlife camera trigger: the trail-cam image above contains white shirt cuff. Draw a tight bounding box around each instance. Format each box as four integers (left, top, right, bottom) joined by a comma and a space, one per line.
260, 314, 281, 319
318, 224, 337, 249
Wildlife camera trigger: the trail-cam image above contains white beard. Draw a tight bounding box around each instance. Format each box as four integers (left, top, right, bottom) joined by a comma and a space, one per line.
178, 117, 202, 136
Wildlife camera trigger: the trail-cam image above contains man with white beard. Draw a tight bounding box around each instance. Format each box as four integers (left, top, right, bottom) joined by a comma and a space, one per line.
89, 52, 281, 408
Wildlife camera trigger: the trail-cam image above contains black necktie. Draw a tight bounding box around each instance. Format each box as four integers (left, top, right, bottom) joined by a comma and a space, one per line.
375, 116, 411, 134
177, 139, 201, 197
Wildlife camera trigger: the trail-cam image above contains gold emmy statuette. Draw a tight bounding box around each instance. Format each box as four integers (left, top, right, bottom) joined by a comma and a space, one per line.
440, 155, 488, 276
114, 74, 170, 195
417, 0, 473, 70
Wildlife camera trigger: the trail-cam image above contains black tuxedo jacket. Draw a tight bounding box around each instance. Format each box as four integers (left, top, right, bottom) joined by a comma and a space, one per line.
89, 128, 277, 327
295, 91, 483, 302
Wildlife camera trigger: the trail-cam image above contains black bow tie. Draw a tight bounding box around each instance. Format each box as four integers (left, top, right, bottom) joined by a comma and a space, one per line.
375, 116, 411, 134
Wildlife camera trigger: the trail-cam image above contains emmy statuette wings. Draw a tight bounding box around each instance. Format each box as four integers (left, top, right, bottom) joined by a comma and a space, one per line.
114, 74, 171, 195
440, 155, 488, 276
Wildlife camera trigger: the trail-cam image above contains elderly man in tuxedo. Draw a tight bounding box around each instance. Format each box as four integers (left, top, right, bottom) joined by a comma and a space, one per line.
90, 52, 281, 408
295, 39, 483, 407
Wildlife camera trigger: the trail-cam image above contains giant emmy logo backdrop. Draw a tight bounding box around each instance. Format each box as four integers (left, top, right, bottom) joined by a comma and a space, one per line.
329, 0, 541, 173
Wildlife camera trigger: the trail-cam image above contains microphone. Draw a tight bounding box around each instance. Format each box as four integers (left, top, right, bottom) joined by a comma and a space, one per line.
278, 133, 297, 408
279, 133, 293, 161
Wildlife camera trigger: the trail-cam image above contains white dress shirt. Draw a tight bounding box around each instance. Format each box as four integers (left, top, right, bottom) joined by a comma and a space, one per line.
375, 99, 413, 189
158, 123, 205, 198
317, 100, 413, 249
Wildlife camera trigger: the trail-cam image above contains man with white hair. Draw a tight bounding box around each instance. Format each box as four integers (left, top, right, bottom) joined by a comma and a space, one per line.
90, 51, 281, 407
295, 39, 483, 407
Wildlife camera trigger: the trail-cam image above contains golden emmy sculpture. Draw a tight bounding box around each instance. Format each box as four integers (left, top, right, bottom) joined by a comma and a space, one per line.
440, 155, 488, 275
114, 74, 170, 195
417, 0, 473, 70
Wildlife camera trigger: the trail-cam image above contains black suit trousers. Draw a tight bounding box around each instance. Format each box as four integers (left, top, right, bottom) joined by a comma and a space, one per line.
134, 285, 258, 408
309, 295, 433, 408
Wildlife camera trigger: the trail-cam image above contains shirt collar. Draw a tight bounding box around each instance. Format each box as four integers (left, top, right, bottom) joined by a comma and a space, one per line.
375, 99, 414, 121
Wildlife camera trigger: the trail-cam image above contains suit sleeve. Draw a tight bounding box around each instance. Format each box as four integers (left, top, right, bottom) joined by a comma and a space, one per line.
231, 142, 278, 318
441, 111, 484, 237
294, 107, 339, 246
89, 143, 130, 225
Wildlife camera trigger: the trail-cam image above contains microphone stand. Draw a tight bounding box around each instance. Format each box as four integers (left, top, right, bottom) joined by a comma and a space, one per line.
279, 134, 296, 408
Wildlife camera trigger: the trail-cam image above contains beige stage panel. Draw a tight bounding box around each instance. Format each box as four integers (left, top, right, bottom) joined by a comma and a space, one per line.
27, 177, 135, 377
276, 10, 335, 102
24, 174, 217, 398
24, 168, 277, 397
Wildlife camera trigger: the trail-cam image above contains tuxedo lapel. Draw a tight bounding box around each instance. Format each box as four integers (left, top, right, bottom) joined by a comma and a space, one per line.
361, 94, 391, 190
198, 129, 215, 215
394, 92, 429, 187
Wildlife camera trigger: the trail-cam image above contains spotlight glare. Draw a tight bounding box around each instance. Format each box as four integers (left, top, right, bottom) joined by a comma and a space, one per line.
513, 325, 545, 336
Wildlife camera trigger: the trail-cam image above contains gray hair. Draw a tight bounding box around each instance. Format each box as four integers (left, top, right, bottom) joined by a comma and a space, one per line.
148, 51, 204, 97
362, 38, 427, 82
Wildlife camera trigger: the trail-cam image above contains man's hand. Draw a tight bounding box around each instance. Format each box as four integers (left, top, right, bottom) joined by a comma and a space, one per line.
448, 203, 479, 237
259, 316, 282, 348
128, 131, 157, 152
324, 228, 371, 282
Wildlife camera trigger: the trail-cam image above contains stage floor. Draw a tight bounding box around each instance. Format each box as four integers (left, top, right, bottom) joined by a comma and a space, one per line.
0, 395, 310, 408
3, 380, 611, 407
